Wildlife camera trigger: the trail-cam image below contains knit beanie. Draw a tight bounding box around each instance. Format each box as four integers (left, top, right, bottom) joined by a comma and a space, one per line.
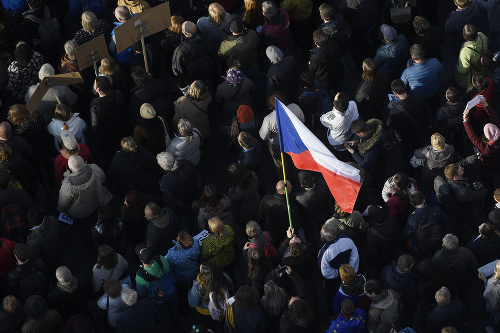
237, 105, 254, 124
484, 123, 500, 142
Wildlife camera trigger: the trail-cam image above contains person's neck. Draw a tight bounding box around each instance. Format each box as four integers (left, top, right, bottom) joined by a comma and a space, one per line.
447, 101, 459, 106
413, 59, 425, 64
0, 136, 8, 141
416, 203, 425, 209
396, 93, 408, 100
98, 92, 106, 98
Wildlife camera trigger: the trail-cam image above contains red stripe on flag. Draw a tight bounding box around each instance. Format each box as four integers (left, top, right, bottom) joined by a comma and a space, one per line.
287, 150, 361, 213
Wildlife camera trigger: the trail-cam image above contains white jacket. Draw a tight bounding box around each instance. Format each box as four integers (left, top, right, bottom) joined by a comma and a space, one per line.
259, 103, 305, 141
320, 101, 359, 148
47, 113, 87, 151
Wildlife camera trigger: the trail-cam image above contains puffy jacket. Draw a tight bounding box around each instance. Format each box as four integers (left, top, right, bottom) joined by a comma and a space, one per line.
166, 241, 200, 284
199, 225, 235, 268
219, 29, 259, 70
135, 255, 170, 298
455, 32, 489, 89
166, 129, 201, 166
172, 34, 212, 82
47, 113, 87, 151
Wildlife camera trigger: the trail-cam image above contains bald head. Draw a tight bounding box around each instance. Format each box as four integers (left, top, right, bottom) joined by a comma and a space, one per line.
115, 6, 130, 21
0, 122, 11, 140
55, 266, 72, 283
182, 21, 197, 37
276, 180, 291, 194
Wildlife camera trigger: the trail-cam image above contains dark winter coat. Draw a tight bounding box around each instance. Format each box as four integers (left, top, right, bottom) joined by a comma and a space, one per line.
308, 40, 344, 90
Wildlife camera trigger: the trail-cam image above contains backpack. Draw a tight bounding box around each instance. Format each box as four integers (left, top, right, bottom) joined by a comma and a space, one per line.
19, 265, 48, 301
321, 20, 351, 52
138, 256, 176, 303
25, 6, 60, 50
248, 231, 277, 258
301, 79, 333, 116
413, 207, 441, 254
434, 175, 460, 216
390, 0, 413, 25
80, 0, 103, 16
208, 290, 229, 321
468, 36, 494, 74
1, 202, 28, 242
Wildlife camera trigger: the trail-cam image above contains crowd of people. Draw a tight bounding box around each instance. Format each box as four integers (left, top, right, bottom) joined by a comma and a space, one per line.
0, 0, 499, 331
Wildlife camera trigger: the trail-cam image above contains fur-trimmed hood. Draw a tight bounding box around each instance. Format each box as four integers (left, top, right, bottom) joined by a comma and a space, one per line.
358, 119, 384, 154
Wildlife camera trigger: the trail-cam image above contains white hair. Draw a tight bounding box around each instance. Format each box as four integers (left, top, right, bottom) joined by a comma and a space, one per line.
435, 286, 451, 306
442, 234, 459, 251
39, 63, 55, 81
64, 40, 78, 59
121, 288, 138, 306
68, 155, 85, 173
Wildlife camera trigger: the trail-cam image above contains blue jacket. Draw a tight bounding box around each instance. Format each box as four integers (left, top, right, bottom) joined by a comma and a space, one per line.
327, 308, 367, 333
111, 21, 135, 63
445, 2, 479, 52
374, 35, 409, 79
166, 241, 200, 284
1, 0, 25, 13
401, 58, 444, 98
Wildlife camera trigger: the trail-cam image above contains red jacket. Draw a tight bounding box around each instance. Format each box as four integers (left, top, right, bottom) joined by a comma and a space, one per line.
54, 143, 93, 185
470, 77, 495, 126
464, 104, 500, 174
0, 238, 16, 283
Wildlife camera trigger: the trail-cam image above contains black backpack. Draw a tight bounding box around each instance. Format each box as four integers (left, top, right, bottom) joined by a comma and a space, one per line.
19, 265, 48, 300
1, 202, 28, 242
25, 6, 60, 50
321, 20, 351, 53
414, 207, 441, 255
434, 175, 460, 216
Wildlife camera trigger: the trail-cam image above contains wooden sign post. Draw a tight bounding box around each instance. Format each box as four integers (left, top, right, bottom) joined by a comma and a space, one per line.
26, 72, 84, 112
75, 34, 110, 76
114, 1, 171, 73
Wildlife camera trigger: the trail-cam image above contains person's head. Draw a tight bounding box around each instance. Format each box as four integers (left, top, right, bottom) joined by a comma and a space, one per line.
229, 15, 244, 34
177, 231, 194, 249
208, 3, 226, 27
368, 206, 386, 225
247, 246, 266, 276
350, 119, 371, 137
0, 144, 11, 163
27, 0, 44, 10
54, 104, 73, 122
409, 44, 425, 61
55, 266, 72, 283
168, 15, 185, 35
156, 152, 175, 171
445, 87, 459, 103
121, 288, 138, 306
139, 103, 156, 121
393, 173, 409, 190
138, 247, 153, 264
178, 118, 194, 138
435, 286, 451, 306
97, 245, 118, 270
444, 163, 463, 180
479, 222, 495, 240
228, 163, 255, 190
381, 24, 397, 42
8, 104, 32, 125
397, 254, 414, 271
0, 167, 10, 190
266, 91, 289, 109
2, 295, 20, 314
463, 23, 478, 41
431, 132, 446, 151
103, 279, 122, 298
333, 92, 349, 114
442, 233, 459, 251
120, 136, 138, 153
27, 207, 43, 227
391, 79, 406, 95
94, 76, 111, 95
14, 243, 30, 262
298, 171, 314, 188
131, 66, 150, 87
261, 280, 288, 317
493, 260, 500, 281
441, 327, 458, 333
68, 155, 85, 174
0, 121, 11, 140
494, 188, 500, 203
364, 279, 384, 297
24, 295, 48, 320
313, 29, 328, 48
340, 298, 355, 317
38, 63, 54, 81
289, 240, 303, 256
114, 6, 130, 22
321, 221, 338, 242
454, 0, 469, 8
334, 202, 349, 217
208, 217, 226, 236
266, 45, 283, 64
225, 67, 244, 87
245, 220, 261, 239
262, 1, 277, 19
237, 105, 254, 124
288, 297, 312, 326
339, 264, 357, 284
409, 190, 425, 207
64, 39, 78, 60
187, 80, 210, 101
276, 180, 291, 195
361, 58, 379, 82
181, 21, 197, 37
99, 57, 118, 76
238, 131, 254, 150
14, 42, 33, 67
81, 11, 99, 33
144, 202, 161, 221
484, 123, 500, 142
472, 72, 489, 91
199, 184, 223, 212
319, 3, 335, 21
234, 285, 260, 309
413, 16, 430, 36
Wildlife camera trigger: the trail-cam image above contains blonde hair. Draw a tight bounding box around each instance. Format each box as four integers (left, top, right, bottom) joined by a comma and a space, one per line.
245, 221, 261, 239
431, 133, 446, 150
494, 260, 500, 281
100, 58, 118, 76
168, 15, 185, 35
8, 104, 35, 125
334, 202, 348, 217
187, 80, 210, 101
208, 3, 226, 27
81, 11, 100, 33
208, 217, 225, 236
121, 136, 137, 153
0, 144, 11, 162
339, 264, 357, 284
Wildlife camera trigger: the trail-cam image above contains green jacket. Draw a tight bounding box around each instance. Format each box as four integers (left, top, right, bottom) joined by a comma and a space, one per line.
218, 30, 259, 70
455, 32, 490, 89
200, 225, 235, 268
135, 255, 170, 295
281, 0, 312, 22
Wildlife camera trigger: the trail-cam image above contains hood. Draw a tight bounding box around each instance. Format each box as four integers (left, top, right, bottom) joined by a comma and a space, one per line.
151, 211, 170, 228
145, 260, 163, 279
265, 8, 289, 28
62, 164, 94, 189
340, 274, 365, 296
429, 144, 454, 162
371, 290, 396, 309
58, 276, 78, 293
358, 119, 384, 154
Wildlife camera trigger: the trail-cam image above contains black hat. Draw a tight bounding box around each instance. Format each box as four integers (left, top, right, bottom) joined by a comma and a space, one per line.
14, 43, 33, 67
298, 171, 314, 188
24, 295, 48, 321
138, 247, 153, 263
229, 14, 243, 34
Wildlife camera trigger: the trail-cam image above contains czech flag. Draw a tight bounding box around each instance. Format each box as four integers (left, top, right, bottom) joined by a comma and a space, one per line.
276, 99, 361, 213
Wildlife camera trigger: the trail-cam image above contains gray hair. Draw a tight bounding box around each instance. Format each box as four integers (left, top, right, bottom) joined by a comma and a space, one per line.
261, 281, 288, 317
115, 6, 130, 21
64, 40, 78, 59
39, 63, 54, 81
68, 155, 85, 173
121, 288, 138, 306
435, 286, 451, 306
55, 266, 72, 283
442, 234, 459, 251
178, 118, 194, 136
262, 1, 277, 18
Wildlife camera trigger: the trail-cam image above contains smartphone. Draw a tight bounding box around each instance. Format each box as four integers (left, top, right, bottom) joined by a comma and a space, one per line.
276, 266, 287, 277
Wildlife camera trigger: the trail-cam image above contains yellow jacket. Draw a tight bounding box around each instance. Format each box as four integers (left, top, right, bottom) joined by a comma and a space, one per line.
117, 0, 150, 15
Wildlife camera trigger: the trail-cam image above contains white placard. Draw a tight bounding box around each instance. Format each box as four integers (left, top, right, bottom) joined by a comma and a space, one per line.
466, 95, 483, 110
193, 229, 209, 246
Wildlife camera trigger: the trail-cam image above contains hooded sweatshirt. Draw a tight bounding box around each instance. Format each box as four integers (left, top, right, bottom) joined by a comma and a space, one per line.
320, 101, 359, 148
